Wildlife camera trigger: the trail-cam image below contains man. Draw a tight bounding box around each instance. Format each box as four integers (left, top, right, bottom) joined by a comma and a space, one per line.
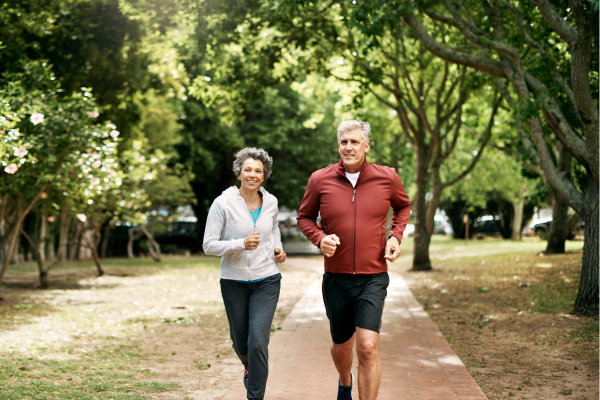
297, 120, 411, 400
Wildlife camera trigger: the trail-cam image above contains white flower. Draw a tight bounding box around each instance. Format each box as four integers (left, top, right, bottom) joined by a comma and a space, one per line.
4, 163, 18, 174
109, 130, 120, 138
88, 110, 99, 118
91, 160, 101, 168
77, 213, 87, 222
13, 148, 28, 157
90, 177, 100, 185
29, 113, 45, 125
143, 172, 154, 180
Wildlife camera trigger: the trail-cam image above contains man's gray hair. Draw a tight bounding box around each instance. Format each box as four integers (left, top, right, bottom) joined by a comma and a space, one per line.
337, 120, 371, 142
232, 147, 273, 180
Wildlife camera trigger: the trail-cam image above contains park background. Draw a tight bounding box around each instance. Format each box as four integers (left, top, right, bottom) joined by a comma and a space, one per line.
0, 0, 598, 399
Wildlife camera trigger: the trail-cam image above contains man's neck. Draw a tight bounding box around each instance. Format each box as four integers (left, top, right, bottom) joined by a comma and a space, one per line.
343, 159, 365, 174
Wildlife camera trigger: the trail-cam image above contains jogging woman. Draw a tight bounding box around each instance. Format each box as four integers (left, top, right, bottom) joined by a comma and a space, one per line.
203, 147, 286, 400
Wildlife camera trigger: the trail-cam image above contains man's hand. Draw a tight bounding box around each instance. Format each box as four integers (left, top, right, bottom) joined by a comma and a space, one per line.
384, 236, 401, 263
274, 248, 287, 263
244, 232, 260, 250
320, 234, 340, 257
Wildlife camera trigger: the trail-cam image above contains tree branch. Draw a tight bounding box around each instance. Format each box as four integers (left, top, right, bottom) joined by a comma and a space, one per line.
532, 0, 578, 49
441, 94, 501, 189
403, 12, 506, 77
464, 126, 544, 175
501, 0, 582, 124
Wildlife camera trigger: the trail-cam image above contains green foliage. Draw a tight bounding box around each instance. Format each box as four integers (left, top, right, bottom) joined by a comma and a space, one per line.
1, 61, 115, 196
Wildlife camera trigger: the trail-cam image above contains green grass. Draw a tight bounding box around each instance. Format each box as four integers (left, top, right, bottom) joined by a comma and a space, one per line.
0, 342, 177, 399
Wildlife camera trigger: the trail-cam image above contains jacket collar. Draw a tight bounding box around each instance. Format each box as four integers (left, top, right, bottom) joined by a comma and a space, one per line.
224, 186, 269, 207
335, 158, 369, 177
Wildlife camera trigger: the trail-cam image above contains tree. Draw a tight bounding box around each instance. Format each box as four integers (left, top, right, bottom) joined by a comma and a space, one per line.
0, 62, 119, 284
398, 0, 597, 313
261, 3, 502, 270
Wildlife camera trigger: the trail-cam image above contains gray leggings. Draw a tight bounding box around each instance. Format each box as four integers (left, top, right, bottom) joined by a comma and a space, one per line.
220, 274, 281, 400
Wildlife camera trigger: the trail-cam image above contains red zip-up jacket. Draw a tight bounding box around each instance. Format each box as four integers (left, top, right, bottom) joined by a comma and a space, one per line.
297, 160, 411, 274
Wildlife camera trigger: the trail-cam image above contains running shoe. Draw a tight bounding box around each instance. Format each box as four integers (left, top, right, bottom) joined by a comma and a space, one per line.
337, 372, 353, 400
243, 368, 249, 390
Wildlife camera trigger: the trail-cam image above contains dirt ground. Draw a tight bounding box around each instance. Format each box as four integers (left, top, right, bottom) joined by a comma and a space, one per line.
0, 256, 319, 400
1, 239, 597, 400
394, 246, 599, 400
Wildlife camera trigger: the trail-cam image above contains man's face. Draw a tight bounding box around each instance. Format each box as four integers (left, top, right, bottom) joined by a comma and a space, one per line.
338, 129, 370, 172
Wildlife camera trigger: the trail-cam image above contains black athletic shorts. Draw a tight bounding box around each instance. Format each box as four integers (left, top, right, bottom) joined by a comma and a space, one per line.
321, 272, 390, 344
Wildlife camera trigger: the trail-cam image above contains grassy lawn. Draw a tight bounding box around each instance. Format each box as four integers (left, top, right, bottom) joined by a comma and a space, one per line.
393, 236, 598, 400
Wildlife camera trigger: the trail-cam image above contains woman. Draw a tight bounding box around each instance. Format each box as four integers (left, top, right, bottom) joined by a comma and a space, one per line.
203, 147, 287, 400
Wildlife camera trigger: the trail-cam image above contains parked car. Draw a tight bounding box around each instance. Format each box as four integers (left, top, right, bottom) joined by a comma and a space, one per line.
473, 216, 499, 238
530, 218, 552, 238
528, 217, 585, 239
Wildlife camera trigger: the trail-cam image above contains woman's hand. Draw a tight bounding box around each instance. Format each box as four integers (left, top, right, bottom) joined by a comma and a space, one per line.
274, 248, 287, 263
244, 232, 260, 250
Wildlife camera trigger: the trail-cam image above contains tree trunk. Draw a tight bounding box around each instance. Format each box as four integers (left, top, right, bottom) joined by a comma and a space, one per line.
69, 222, 81, 261
90, 244, 104, 277
19, 226, 48, 288
573, 180, 599, 315
140, 226, 162, 262
39, 270, 49, 288
80, 224, 104, 277
79, 230, 94, 260
38, 209, 48, 263
100, 223, 112, 259
127, 227, 136, 259
412, 144, 432, 271
546, 147, 572, 253
58, 211, 70, 263
0, 227, 20, 284
545, 192, 570, 253
425, 169, 443, 236
511, 188, 525, 241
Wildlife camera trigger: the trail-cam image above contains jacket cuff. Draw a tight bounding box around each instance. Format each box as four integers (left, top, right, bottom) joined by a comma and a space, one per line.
313, 231, 327, 248
389, 233, 403, 244
232, 238, 246, 251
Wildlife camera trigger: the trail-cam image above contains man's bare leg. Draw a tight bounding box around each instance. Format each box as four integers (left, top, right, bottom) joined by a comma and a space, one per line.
331, 333, 355, 387
356, 327, 381, 400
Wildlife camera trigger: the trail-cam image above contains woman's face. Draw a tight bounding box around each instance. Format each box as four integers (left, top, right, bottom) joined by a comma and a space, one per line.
238, 158, 264, 192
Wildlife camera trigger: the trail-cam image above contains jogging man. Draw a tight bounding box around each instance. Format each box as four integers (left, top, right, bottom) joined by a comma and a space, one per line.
297, 120, 411, 400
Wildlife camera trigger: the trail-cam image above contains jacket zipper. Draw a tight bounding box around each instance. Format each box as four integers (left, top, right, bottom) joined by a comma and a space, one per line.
353, 188, 357, 274
241, 190, 264, 280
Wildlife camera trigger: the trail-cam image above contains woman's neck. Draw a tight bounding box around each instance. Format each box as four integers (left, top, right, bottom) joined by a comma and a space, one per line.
239, 186, 262, 209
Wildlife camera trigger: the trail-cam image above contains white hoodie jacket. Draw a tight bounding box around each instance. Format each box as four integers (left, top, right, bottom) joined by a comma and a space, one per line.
203, 186, 282, 281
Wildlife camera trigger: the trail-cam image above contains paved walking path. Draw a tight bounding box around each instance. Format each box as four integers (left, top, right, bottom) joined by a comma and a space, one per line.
223, 268, 487, 400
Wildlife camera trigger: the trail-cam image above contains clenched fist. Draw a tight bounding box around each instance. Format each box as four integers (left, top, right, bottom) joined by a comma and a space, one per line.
319, 234, 340, 258
274, 248, 287, 263
384, 236, 401, 263
244, 232, 260, 250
